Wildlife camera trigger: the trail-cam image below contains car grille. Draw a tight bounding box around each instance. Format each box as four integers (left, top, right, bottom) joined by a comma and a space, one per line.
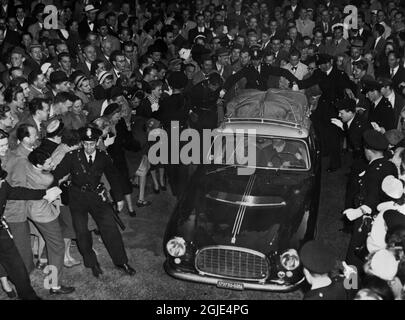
195, 246, 269, 281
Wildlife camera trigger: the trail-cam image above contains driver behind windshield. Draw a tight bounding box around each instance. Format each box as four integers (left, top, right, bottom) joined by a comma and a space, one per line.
260, 139, 305, 168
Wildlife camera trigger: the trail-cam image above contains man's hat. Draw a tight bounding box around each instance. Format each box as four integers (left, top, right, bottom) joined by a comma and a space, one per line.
10, 46, 25, 56
168, 58, 182, 70
194, 34, 207, 43
351, 38, 364, 48
316, 53, 333, 65
363, 129, 389, 151
84, 4, 99, 13
336, 98, 356, 111
361, 79, 383, 94
97, 71, 113, 84
216, 47, 230, 57
50, 71, 69, 84
79, 126, 102, 142
300, 240, 337, 274
378, 77, 393, 88
29, 42, 42, 51
250, 48, 263, 60
179, 48, 192, 60
167, 71, 188, 90
102, 103, 121, 117
46, 118, 64, 138
74, 75, 88, 88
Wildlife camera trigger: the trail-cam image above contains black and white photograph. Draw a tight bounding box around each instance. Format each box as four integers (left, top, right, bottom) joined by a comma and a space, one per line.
0, 0, 404, 307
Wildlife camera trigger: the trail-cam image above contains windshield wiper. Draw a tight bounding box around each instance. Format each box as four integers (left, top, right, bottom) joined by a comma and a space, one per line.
206, 165, 238, 175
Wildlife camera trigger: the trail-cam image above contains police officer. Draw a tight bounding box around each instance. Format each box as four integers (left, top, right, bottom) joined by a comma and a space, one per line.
298, 53, 354, 172
221, 47, 298, 92
343, 130, 398, 270
300, 240, 348, 300
52, 126, 136, 278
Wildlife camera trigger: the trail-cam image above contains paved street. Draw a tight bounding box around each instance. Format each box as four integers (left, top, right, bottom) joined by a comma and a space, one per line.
0, 156, 351, 300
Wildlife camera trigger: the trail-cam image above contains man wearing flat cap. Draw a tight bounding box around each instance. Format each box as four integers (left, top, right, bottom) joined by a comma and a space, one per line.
300, 240, 348, 300
362, 79, 395, 133
215, 47, 231, 79
52, 126, 136, 278
343, 129, 398, 269
298, 52, 355, 172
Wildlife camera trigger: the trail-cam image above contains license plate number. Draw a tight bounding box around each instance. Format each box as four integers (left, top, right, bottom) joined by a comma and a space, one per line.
217, 280, 244, 291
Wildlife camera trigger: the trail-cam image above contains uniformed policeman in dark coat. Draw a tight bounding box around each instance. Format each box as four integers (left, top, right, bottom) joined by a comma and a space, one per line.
300, 240, 348, 300
299, 54, 354, 172
52, 127, 136, 278
343, 130, 398, 270
222, 47, 298, 92
361, 79, 396, 132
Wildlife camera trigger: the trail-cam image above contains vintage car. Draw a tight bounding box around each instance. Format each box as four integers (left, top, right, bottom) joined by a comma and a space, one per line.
163, 89, 321, 292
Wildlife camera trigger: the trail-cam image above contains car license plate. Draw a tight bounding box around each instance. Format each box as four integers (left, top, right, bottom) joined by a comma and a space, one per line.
217, 280, 244, 291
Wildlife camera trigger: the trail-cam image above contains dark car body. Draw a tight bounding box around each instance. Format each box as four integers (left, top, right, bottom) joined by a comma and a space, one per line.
163, 89, 321, 291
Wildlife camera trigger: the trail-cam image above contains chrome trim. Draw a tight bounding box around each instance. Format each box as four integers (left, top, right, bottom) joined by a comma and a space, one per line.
165, 261, 305, 292
194, 246, 269, 282
206, 193, 287, 207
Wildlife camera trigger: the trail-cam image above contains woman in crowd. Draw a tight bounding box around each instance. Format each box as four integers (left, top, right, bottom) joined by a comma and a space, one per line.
0, 105, 15, 133
103, 103, 140, 215
74, 74, 94, 106
63, 95, 88, 130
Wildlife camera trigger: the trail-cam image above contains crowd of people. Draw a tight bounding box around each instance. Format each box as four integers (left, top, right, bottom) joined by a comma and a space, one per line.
0, 0, 404, 300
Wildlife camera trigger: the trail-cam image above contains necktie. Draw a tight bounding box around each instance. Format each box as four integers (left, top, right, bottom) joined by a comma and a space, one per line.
343, 122, 348, 131
88, 155, 93, 166
391, 68, 395, 78
291, 66, 297, 72
324, 23, 328, 33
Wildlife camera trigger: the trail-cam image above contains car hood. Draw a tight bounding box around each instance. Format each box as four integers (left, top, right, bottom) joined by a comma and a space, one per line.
167, 166, 315, 255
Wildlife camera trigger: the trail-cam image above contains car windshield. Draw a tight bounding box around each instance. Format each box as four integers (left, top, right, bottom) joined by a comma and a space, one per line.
209, 135, 310, 171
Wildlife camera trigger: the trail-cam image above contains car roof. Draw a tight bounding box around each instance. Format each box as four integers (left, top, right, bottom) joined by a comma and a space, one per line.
218, 120, 310, 139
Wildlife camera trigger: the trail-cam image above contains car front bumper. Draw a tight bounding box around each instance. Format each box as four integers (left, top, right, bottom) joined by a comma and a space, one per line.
164, 260, 305, 292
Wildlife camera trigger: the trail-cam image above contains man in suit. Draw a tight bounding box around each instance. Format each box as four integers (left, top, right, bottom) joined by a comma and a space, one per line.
270, 36, 290, 67
283, 49, 308, 80
332, 99, 371, 209
222, 48, 298, 92
78, 5, 99, 40
357, 13, 373, 52
97, 20, 120, 53
15, 5, 29, 33
52, 126, 136, 278
188, 13, 211, 44
298, 54, 353, 172
381, 50, 405, 95
332, 25, 350, 57
371, 23, 386, 66
76, 43, 97, 78
313, 29, 327, 54
362, 79, 396, 132
379, 77, 405, 129
214, 47, 231, 80
343, 39, 375, 80
260, 27, 273, 53
295, 8, 315, 38
285, 0, 302, 21
316, 9, 333, 35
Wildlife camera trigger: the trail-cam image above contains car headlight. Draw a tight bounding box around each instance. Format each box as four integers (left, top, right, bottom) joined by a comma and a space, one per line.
280, 249, 300, 271
166, 237, 186, 257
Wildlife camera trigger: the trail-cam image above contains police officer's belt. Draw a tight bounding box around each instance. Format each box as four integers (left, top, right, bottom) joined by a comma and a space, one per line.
72, 183, 99, 192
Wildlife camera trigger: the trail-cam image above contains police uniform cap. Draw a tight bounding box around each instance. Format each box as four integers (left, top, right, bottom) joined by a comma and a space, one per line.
361, 79, 383, 94
362, 129, 389, 151
50, 71, 69, 84
384, 129, 404, 146
336, 98, 356, 112
79, 126, 102, 142
316, 53, 333, 65
300, 240, 337, 274
216, 47, 230, 57
102, 103, 121, 117
167, 71, 188, 89
46, 118, 64, 138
